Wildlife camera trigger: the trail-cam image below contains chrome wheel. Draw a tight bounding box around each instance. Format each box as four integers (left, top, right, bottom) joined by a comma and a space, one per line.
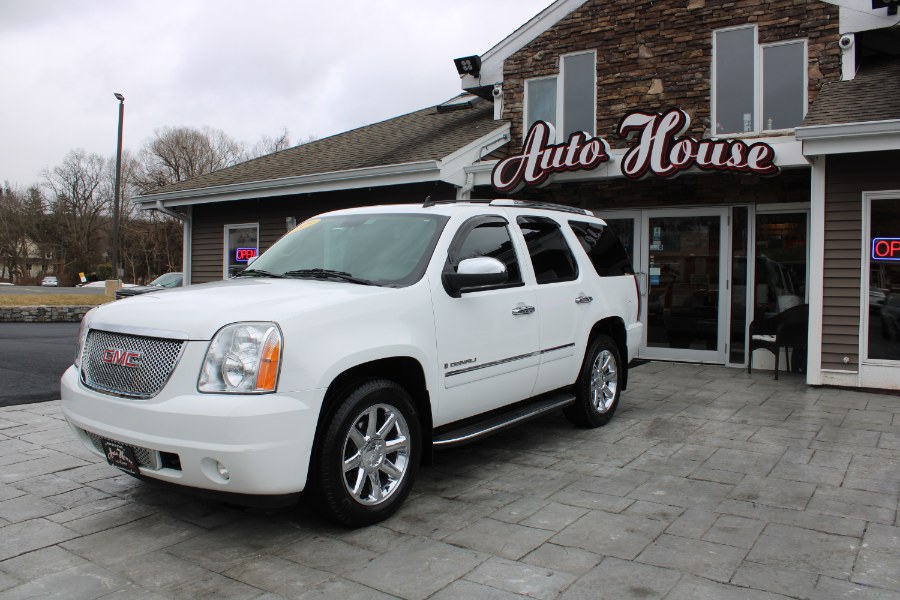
341, 403, 411, 506
590, 349, 618, 413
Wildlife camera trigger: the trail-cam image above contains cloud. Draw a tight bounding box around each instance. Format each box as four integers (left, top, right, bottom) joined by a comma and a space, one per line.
0, 0, 550, 187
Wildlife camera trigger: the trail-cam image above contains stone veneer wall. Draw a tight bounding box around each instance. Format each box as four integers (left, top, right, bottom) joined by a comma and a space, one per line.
0, 306, 93, 322
502, 0, 841, 148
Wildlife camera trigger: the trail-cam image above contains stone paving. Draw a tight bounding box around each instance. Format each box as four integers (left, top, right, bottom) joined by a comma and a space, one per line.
0, 362, 898, 599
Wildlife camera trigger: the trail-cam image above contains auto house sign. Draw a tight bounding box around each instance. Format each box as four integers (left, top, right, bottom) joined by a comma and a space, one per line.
491, 108, 780, 193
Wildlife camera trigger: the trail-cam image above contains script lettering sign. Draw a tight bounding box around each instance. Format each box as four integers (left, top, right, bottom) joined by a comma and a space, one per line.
491, 109, 780, 191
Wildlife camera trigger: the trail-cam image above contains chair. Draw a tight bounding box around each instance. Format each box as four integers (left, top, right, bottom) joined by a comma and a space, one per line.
748, 304, 809, 380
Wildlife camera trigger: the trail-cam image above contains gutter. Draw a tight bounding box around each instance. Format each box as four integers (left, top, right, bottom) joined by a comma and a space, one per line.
154, 201, 192, 286
134, 160, 442, 208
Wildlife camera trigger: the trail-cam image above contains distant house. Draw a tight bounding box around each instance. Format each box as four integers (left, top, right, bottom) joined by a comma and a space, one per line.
134, 0, 900, 391
0, 238, 53, 283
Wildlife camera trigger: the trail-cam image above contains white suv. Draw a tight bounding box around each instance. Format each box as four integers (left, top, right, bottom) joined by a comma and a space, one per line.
62, 200, 642, 526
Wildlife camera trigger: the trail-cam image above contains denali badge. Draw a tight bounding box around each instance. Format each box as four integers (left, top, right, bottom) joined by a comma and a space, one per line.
445, 357, 477, 369
100, 348, 142, 368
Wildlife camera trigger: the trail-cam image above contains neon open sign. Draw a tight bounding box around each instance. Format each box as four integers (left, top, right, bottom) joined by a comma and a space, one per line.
235, 247, 258, 262
872, 238, 900, 261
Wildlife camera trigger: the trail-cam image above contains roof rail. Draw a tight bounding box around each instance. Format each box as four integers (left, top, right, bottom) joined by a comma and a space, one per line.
420, 198, 592, 216
421, 198, 491, 208
489, 199, 593, 216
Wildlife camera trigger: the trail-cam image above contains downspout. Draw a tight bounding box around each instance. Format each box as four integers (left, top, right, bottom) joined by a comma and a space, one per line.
155, 201, 192, 286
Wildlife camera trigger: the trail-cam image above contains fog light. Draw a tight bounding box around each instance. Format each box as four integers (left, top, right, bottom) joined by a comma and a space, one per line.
216, 461, 230, 480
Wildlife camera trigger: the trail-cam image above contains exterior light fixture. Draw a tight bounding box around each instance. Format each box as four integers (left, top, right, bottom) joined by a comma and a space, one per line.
454, 55, 482, 77
872, 0, 899, 15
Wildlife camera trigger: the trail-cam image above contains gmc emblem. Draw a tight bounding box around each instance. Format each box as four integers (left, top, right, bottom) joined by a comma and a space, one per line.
100, 348, 142, 368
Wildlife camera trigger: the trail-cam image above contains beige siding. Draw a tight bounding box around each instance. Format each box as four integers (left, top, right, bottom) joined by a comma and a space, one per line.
821, 151, 900, 371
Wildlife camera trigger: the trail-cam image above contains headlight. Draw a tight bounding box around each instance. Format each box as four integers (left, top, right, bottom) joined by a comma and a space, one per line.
73, 307, 97, 369
198, 322, 282, 393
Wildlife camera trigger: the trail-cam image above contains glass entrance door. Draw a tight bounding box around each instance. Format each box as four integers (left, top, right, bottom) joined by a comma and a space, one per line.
641, 209, 728, 362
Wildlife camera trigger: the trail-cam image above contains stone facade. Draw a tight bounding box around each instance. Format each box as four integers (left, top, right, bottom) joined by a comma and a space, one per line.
502, 0, 840, 148
0, 306, 93, 322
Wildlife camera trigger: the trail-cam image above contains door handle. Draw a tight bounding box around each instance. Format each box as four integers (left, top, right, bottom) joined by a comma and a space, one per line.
512, 305, 536, 316
575, 295, 593, 304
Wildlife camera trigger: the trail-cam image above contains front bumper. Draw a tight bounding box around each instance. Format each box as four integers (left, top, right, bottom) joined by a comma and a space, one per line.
61, 364, 325, 496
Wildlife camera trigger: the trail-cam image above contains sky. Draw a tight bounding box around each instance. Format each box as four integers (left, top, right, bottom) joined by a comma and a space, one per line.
0, 0, 551, 189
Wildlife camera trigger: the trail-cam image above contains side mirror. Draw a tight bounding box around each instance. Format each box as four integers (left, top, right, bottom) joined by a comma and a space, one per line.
443, 257, 508, 298
246, 256, 258, 267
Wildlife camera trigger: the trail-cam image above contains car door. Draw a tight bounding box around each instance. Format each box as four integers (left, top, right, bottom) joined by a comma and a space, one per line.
514, 215, 589, 396
430, 215, 540, 426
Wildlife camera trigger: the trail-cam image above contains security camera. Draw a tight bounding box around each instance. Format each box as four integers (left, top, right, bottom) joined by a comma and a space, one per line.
839, 34, 854, 50
492, 84, 502, 98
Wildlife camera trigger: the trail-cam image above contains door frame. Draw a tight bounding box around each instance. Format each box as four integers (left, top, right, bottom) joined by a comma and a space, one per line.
639, 207, 730, 363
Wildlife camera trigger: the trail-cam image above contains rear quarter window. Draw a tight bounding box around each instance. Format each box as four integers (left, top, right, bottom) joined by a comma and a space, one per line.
569, 220, 635, 277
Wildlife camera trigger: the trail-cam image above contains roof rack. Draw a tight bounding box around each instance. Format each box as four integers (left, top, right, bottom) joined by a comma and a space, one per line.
421, 198, 592, 216
489, 199, 593, 216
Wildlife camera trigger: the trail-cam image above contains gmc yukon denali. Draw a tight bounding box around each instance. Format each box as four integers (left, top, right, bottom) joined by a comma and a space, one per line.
62, 200, 642, 526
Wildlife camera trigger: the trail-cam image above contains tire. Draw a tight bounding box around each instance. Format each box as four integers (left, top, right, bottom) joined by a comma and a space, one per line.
311, 379, 420, 527
564, 335, 622, 428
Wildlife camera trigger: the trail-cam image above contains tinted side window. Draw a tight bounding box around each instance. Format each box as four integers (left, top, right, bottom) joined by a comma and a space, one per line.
569, 220, 635, 277
447, 219, 522, 285
517, 216, 578, 284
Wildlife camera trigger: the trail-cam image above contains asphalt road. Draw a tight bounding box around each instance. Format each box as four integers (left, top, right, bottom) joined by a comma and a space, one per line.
0, 285, 106, 296
0, 322, 79, 406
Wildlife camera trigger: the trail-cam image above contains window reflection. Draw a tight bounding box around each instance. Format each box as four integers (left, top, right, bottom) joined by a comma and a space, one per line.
868, 198, 900, 361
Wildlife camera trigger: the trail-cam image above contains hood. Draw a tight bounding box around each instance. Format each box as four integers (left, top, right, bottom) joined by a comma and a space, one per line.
90, 278, 394, 339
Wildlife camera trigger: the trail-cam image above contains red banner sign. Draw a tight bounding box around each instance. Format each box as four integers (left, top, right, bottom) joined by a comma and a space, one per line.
491, 109, 780, 192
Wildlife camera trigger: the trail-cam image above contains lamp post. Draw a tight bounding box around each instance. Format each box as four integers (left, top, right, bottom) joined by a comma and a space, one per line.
112, 92, 125, 281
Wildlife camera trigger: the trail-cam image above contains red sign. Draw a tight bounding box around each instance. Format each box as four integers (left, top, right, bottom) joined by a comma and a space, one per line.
873, 238, 900, 261
101, 348, 142, 369
492, 121, 610, 193
235, 247, 258, 262
491, 108, 780, 191
619, 109, 778, 179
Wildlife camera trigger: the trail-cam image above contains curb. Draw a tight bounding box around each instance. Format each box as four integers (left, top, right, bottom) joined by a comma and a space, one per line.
0, 305, 94, 323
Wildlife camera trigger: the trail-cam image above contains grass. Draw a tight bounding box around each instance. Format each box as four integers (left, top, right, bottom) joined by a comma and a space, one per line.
0, 294, 114, 307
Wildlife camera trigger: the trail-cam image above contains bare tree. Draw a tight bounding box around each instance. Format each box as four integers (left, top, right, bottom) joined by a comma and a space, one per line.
43, 149, 109, 285
134, 126, 247, 193
249, 127, 292, 158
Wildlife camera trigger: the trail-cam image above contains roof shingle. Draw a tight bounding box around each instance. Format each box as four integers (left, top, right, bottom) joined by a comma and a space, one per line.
802, 58, 900, 127
144, 97, 501, 197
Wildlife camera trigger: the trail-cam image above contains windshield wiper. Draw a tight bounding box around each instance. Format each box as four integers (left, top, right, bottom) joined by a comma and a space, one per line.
282, 268, 376, 286
234, 269, 284, 279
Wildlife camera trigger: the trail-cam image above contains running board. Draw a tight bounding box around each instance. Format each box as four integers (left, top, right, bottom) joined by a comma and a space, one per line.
432, 393, 576, 449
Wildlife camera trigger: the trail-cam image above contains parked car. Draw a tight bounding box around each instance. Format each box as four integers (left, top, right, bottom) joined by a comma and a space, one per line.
41, 276, 59, 287
115, 272, 183, 299
61, 201, 641, 526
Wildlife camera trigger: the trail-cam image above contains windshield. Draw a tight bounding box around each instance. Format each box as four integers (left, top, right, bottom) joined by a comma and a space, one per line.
244, 213, 449, 287
150, 273, 183, 288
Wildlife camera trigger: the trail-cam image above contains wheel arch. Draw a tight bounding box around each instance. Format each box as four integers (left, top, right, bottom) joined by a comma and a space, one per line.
313, 356, 434, 469
587, 317, 628, 390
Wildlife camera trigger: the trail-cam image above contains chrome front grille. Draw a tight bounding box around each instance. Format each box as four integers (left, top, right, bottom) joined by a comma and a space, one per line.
83, 429, 161, 470
81, 329, 185, 398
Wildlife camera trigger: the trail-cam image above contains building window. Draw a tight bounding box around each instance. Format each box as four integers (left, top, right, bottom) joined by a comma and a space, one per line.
754, 212, 808, 320
524, 51, 596, 140
525, 77, 557, 132
866, 196, 900, 362
762, 41, 807, 131
224, 223, 259, 279
713, 26, 806, 135
714, 26, 757, 135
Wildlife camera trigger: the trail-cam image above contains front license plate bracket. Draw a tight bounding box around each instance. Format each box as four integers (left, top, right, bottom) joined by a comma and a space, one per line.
100, 439, 140, 476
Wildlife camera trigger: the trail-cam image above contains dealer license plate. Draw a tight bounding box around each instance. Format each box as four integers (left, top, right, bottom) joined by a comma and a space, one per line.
100, 439, 140, 476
